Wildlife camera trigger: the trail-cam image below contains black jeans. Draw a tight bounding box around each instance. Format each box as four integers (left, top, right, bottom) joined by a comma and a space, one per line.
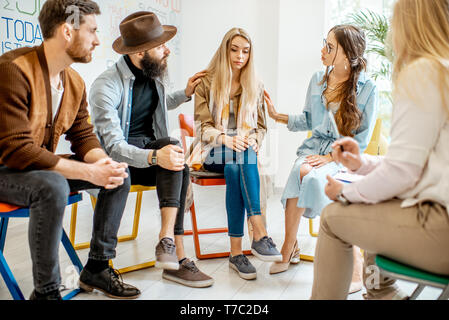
0, 165, 130, 294
128, 136, 189, 236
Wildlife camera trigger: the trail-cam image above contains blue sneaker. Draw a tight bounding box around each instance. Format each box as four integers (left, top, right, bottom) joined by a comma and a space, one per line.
251, 236, 283, 262
229, 255, 257, 280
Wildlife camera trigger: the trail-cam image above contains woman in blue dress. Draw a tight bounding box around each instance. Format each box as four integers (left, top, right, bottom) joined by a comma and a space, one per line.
264, 25, 378, 286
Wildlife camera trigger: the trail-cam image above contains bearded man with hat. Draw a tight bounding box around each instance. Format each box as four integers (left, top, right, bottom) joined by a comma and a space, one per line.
89, 11, 213, 288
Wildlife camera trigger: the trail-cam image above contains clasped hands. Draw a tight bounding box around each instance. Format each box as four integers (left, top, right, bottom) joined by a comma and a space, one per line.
221, 135, 259, 153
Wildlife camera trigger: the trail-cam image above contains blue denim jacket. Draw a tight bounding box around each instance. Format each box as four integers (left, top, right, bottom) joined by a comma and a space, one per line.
89, 56, 190, 168
287, 71, 378, 157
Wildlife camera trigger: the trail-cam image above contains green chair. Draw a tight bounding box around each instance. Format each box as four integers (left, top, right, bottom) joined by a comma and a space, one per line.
375, 255, 449, 300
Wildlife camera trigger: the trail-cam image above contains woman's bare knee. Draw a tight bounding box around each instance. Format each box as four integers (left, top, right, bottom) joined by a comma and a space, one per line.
300, 164, 313, 181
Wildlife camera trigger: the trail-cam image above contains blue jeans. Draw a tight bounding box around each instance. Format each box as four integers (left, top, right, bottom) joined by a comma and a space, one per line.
203, 146, 261, 238
0, 165, 130, 294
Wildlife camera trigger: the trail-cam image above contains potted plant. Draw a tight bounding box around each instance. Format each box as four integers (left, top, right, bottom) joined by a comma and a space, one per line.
347, 9, 393, 146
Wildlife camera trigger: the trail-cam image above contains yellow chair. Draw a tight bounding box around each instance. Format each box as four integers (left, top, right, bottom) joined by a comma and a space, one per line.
364, 119, 388, 156
302, 119, 386, 262
69, 185, 156, 274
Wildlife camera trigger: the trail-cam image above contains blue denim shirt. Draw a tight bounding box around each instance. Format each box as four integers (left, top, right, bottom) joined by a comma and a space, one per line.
287, 71, 378, 157
89, 56, 190, 168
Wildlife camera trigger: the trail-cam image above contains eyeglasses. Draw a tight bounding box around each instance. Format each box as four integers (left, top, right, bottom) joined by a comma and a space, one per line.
323, 38, 332, 54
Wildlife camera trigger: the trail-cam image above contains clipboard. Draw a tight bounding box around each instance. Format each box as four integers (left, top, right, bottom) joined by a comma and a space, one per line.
333, 171, 364, 184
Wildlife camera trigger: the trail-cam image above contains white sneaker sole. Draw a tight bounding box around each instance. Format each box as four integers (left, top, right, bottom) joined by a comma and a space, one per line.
251, 249, 283, 262
229, 263, 257, 280
155, 261, 180, 270
162, 273, 214, 288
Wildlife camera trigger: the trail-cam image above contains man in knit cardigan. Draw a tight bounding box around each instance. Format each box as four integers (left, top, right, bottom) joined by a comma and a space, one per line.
0, 0, 140, 300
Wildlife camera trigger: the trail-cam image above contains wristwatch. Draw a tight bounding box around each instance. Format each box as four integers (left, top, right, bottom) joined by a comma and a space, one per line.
151, 150, 157, 166
335, 190, 350, 206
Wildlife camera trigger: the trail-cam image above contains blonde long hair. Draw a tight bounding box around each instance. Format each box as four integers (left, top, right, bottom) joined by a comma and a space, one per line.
207, 28, 259, 117
392, 0, 449, 110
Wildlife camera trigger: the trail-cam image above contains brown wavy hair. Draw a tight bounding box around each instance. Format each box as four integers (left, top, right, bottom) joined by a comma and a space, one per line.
321, 25, 367, 137
38, 0, 101, 40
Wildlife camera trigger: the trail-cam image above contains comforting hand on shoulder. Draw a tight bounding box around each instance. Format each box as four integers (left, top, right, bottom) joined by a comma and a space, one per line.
185, 70, 207, 97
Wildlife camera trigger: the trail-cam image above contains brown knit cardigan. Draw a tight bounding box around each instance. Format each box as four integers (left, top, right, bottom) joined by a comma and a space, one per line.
0, 44, 101, 170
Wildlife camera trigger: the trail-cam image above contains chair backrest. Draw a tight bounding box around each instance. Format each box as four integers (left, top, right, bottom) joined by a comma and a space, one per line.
179, 114, 195, 151
365, 119, 387, 156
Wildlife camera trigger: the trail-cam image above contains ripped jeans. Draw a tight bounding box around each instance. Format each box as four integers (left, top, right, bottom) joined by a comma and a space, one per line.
203, 146, 261, 238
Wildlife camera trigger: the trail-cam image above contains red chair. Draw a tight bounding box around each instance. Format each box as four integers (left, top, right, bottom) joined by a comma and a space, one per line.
179, 114, 251, 259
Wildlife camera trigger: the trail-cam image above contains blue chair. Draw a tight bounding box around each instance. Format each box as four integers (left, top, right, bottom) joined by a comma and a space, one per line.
0, 193, 84, 300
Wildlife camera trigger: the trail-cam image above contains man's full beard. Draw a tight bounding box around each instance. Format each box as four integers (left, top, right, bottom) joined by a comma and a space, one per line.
140, 51, 168, 80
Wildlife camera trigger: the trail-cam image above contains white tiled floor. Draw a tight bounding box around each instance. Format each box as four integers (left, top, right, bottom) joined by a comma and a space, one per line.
0, 185, 443, 300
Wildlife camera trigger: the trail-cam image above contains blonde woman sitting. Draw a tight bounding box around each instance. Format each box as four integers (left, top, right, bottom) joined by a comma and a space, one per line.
187, 28, 282, 280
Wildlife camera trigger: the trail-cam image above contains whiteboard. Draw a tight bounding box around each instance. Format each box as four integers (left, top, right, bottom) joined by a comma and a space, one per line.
0, 0, 184, 92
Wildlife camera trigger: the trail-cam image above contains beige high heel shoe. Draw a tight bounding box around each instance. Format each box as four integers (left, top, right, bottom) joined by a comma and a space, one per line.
269, 240, 299, 275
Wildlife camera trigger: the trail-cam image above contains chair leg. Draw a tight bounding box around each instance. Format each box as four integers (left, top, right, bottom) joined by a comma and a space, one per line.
299, 254, 314, 262
0, 218, 25, 300
0, 217, 8, 251
309, 219, 318, 238
69, 202, 78, 246
104, 191, 156, 275
438, 285, 449, 300
409, 284, 426, 300
109, 259, 156, 275
291, 219, 317, 262
187, 200, 250, 260
0, 229, 81, 301
117, 191, 142, 242
0, 250, 25, 300
69, 200, 90, 250
61, 229, 84, 272
60, 228, 83, 300
74, 193, 144, 250
107, 191, 154, 274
